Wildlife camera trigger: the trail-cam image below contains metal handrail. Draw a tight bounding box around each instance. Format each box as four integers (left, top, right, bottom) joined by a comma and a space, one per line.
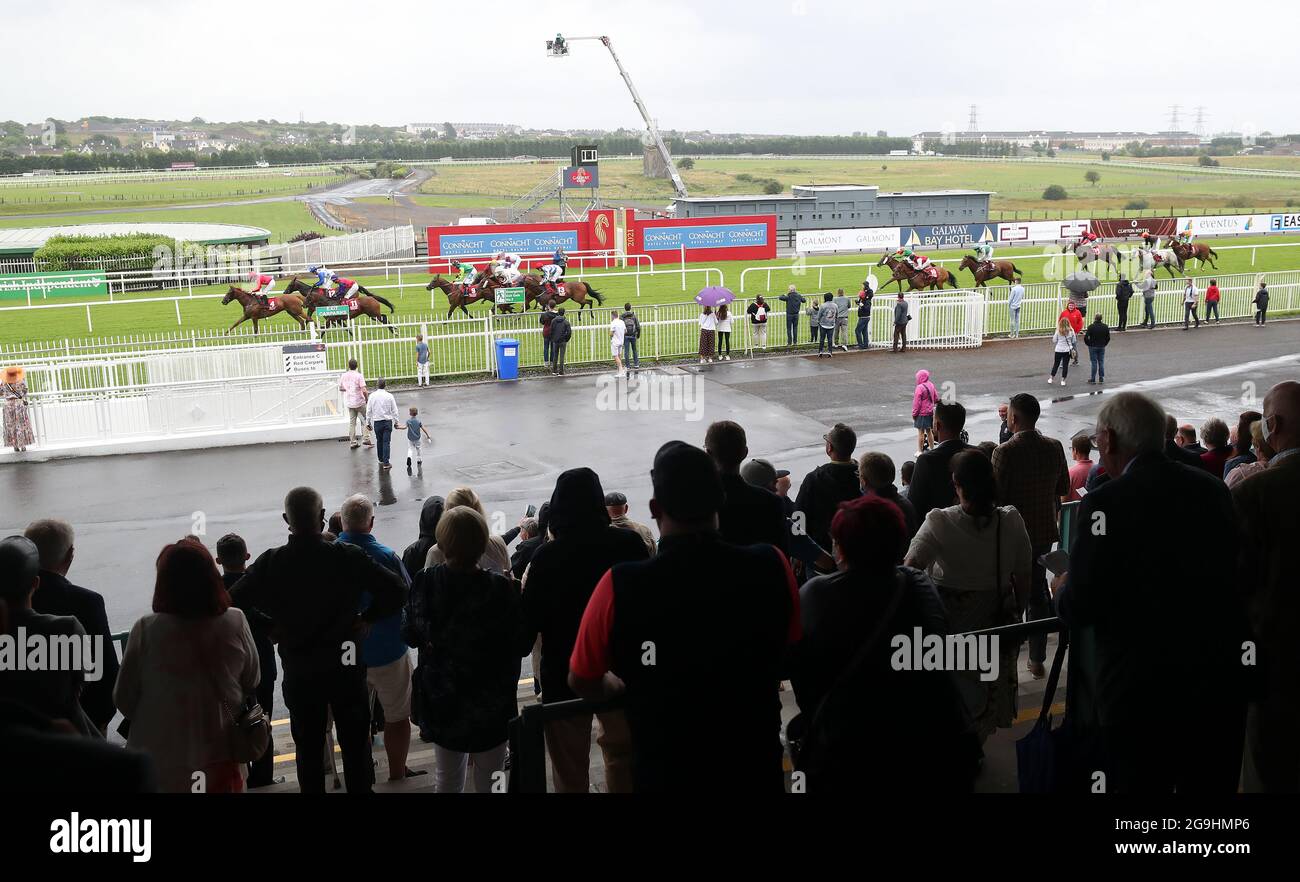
506, 614, 1068, 793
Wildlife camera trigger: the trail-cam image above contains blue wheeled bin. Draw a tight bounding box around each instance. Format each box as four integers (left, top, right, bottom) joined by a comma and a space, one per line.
495, 338, 520, 380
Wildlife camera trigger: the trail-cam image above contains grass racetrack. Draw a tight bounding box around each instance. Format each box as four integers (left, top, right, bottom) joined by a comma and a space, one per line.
2, 233, 1297, 348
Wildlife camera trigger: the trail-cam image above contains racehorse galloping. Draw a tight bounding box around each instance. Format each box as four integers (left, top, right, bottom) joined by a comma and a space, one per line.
482, 274, 607, 313
1130, 248, 1184, 279
425, 275, 516, 319
958, 255, 1024, 287
221, 287, 309, 334
1167, 239, 1219, 270
282, 275, 398, 336
1063, 240, 1123, 273
875, 253, 959, 292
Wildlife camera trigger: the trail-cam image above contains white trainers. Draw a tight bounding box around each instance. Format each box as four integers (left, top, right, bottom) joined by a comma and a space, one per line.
1047, 377, 1055, 385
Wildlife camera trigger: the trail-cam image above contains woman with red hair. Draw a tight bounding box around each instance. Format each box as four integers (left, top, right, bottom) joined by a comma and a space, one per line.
790, 495, 981, 793
114, 539, 260, 793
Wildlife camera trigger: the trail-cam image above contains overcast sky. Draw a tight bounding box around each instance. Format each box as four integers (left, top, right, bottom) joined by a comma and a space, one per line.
6, 0, 1296, 137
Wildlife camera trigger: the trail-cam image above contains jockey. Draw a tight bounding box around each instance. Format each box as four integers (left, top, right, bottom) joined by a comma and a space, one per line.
247, 270, 275, 308
1140, 231, 1157, 252
540, 262, 564, 299
452, 260, 477, 291
1174, 229, 1194, 248
1077, 230, 1099, 249
330, 272, 360, 302
972, 241, 994, 267
908, 251, 932, 274
308, 264, 333, 294
552, 248, 568, 277
494, 252, 522, 285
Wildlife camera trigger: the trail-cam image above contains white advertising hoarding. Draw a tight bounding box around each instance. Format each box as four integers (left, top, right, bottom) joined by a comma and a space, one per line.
796, 227, 901, 253
996, 219, 1090, 244
1174, 215, 1272, 237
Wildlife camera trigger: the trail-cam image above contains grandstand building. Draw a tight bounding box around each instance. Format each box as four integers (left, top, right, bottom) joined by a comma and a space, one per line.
671, 184, 991, 233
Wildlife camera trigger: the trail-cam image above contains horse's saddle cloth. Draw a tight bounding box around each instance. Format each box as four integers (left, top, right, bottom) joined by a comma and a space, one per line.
922, 266, 938, 281
265, 297, 279, 310
978, 260, 994, 273
343, 297, 360, 312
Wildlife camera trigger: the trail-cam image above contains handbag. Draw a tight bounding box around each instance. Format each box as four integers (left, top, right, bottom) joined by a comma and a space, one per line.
196, 632, 271, 765
1015, 637, 1068, 793
790, 574, 907, 771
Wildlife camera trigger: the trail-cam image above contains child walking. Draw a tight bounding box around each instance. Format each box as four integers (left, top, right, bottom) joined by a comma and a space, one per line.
401, 406, 433, 474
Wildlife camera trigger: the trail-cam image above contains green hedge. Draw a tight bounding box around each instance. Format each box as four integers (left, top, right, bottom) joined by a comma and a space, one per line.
32, 234, 182, 270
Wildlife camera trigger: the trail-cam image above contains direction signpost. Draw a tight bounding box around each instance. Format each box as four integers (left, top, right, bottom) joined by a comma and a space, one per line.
314, 304, 350, 320
282, 342, 328, 374
494, 287, 525, 306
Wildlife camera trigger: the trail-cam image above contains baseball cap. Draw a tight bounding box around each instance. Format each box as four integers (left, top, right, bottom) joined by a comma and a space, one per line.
740, 458, 789, 488
604, 491, 628, 507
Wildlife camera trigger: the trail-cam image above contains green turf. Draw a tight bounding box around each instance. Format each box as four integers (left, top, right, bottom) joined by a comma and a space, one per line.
0, 201, 341, 242
2, 234, 1297, 346
413, 156, 1300, 217
0, 171, 345, 216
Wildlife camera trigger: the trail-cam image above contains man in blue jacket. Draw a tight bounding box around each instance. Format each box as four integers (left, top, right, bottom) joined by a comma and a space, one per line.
336, 493, 422, 783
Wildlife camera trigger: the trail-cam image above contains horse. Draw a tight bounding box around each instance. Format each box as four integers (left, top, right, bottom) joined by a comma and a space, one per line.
958, 255, 1024, 287
220, 287, 309, 334
1129, 247, 1184, 279
875, 254, 959, 292
1063, 240, 1123, 273
282, 276, 398, 335
1167, 239, 1219, 270
482, 273, 606, 313
425, 274, 517, 319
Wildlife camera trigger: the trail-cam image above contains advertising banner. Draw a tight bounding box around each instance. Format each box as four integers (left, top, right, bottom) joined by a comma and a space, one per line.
996, 219, 1090, 244
1174, 214, 1270, 237
1268, 212, 1300, 233
1090, 217, 1177, 239
562, 166, 599, 189
796, 227, 901, 253
627, 214, 776, 263
587, 208, 616, 252
0, 269, 108, 301
428, 224, 582, 260
900, 223, 998, 250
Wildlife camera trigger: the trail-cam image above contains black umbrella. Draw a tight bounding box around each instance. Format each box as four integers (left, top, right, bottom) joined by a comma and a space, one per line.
1063, 271, 1100, 296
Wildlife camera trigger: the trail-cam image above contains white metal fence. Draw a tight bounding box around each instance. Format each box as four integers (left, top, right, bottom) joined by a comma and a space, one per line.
251, 226, 416, 267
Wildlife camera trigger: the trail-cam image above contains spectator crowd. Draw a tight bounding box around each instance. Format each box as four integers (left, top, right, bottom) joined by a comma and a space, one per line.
2, 380, 1298, 796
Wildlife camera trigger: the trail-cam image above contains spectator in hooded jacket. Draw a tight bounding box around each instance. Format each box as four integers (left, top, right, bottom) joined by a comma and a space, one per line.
549, 308, 573, 376
912, 369, 939, 456
745, 296, 771, 350
521, 467, 649, 793
1204, 279, 1221, 323
794, 422, 861, 553
1114, 274, 1134, 332
816, 294, 838, 358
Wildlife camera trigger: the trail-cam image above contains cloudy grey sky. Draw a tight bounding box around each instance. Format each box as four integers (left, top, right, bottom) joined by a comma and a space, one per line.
5, 0, 1296, 136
